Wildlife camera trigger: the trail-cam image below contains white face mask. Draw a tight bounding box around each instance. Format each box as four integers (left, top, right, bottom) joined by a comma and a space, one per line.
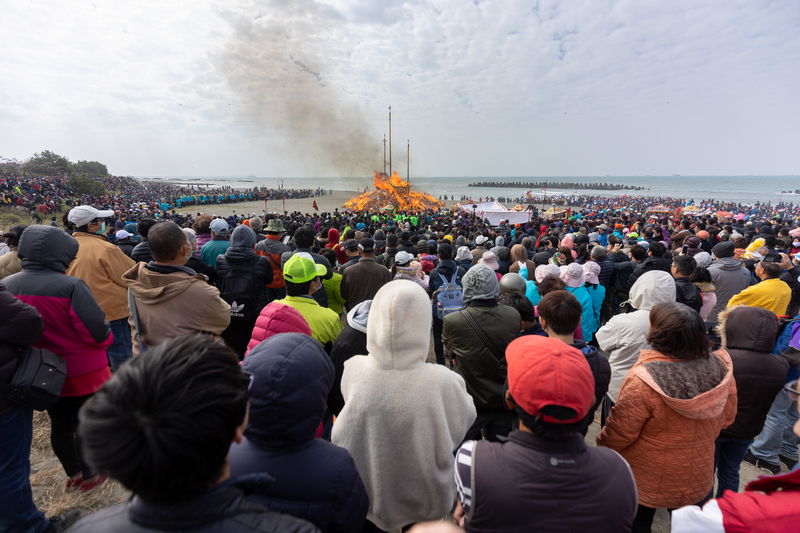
794, 242, 800, 247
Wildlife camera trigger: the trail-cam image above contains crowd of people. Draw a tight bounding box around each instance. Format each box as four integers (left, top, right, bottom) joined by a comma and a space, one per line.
3, 199, 800, 533
467, 181, 645, 191
0, 173, 319, 225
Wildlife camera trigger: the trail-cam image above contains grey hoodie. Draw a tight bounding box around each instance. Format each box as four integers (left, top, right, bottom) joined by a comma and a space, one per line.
707, 257, 751, 322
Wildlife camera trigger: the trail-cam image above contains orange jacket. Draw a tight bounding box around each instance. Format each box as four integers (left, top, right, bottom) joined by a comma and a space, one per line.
597, 348, 737, 509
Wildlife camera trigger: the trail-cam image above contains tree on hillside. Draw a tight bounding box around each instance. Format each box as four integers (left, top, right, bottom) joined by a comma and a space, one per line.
23, 150, 71, 175
70, 159, 108, 176
0, 156, 22, 174
67, 174, 106, 197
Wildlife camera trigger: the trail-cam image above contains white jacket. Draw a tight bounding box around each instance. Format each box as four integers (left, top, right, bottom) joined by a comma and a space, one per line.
331, 280, 476, 531
596, 271, 676, 402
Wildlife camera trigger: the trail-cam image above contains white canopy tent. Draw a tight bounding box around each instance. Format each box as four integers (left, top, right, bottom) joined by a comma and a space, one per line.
456, 202, 532, 226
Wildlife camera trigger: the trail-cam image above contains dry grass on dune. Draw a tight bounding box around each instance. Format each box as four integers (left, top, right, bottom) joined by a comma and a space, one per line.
30, 411, 130, 518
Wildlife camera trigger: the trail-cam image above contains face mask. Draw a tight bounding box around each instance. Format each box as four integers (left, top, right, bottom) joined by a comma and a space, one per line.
794, 242, 800, 247
98, 222, 105, 234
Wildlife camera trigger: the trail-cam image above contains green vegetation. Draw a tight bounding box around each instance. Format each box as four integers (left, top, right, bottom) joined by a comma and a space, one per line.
67, 174, 106, 196
0, 207, 34, 230
0, 150, 110, 177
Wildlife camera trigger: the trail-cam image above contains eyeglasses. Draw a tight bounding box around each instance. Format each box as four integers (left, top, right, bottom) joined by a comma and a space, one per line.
784, 379, 799, 402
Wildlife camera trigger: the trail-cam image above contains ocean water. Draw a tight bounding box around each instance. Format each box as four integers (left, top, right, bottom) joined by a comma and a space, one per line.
136, 175, 800, 206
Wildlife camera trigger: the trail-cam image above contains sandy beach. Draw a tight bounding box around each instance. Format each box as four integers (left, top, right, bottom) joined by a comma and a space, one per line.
172, 189, 570, 219
174, 190, 360, 217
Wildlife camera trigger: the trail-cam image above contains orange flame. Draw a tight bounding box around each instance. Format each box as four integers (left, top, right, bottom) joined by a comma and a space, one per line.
343, 171, 443, 212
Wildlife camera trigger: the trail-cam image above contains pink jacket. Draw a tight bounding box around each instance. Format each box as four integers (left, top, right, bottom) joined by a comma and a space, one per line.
245, 302, 312, 356
1, 225, 113, 379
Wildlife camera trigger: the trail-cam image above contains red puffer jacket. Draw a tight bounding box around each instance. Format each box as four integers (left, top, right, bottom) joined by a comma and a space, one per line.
245, 302, 312, 357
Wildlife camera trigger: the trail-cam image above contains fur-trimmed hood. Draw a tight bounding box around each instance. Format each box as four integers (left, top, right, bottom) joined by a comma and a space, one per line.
716, 305, 779, 353
693, 281, 716, 293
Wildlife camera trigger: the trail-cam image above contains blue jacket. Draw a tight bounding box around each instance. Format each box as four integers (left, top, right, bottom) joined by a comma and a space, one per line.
566, 285, 597, 342
229, 333, 368, 533
585, 283, 605, 329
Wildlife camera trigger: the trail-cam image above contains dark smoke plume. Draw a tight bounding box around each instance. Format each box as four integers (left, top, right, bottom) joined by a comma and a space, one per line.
216, 0, 380, 176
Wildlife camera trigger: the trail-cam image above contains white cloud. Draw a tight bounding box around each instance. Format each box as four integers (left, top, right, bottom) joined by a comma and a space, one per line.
0, 0, 797, 177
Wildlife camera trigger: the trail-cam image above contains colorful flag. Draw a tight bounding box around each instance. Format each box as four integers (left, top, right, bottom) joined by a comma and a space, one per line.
313, 200, 319, 211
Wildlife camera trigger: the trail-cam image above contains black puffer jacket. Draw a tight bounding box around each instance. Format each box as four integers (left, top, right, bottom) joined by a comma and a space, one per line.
570, 340, 611, 436
717, 306, 789, 440
217, 226, 273, 316
592, 258, 614, 288
0, 283, 44, 417
115, 238, 135, 258
130, 239, 152, 263
69, 474, 319, 533
627, 256, 672, 291
780, 266, 800, 317
674, 277, 703, 313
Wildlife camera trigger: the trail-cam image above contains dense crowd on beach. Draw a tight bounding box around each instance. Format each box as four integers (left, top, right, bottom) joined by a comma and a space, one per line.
4, 182, 800, 532
445, 191, 800, 219
0, 173, 320, 222
468, 181, 645, 191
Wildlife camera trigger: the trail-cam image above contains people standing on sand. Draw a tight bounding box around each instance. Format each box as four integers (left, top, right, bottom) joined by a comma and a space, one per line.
332, 281, 476, 532
3, 226, 114, 494
0, 282, 83, 533
453, 335, 636, 533
65, 205, 136, 371
598, 302, 737, 533
122, 222, 231, 355
69, 335, 318, 533
341, 238, 391, 310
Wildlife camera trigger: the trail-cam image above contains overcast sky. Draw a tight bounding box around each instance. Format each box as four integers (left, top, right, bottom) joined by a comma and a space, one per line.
1, 0, 798, 178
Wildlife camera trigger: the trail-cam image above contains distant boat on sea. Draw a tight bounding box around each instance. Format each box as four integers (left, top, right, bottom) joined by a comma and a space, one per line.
672, 174, 681, 177
247, 174, 256, 178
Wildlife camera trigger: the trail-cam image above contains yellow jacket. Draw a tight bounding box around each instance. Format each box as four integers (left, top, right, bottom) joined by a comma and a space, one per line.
276, 296, 343, 349
727, 278, 791, 316
66, 231, 136, 321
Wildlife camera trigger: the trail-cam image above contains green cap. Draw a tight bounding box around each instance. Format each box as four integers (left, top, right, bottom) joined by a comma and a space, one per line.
283, 253, 327, 283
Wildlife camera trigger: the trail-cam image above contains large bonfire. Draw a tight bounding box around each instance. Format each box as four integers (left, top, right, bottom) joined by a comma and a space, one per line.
344, 171, 443, 211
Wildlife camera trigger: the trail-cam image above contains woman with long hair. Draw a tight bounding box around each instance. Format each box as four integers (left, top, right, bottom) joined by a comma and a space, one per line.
597, 302, 737, 533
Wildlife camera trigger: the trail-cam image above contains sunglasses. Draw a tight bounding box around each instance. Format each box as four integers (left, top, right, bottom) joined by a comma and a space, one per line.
785, 379, 799, 402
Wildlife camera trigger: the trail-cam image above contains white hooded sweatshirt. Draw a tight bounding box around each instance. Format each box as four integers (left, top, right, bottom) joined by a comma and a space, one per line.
331, 280, 477, 531
596, 270, 676, 402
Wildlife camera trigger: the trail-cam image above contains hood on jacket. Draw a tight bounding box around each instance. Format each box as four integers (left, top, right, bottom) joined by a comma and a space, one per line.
225, 225, 256, 255
717, 305, 779, 354
636, 349, 734, 421
122, 262, 198, 304
346, 299, 372, 334
367, 280, 431, 370
629, 270, 675, 311
242, 333, 333, 448
711, 257, 747, 271
17, 225, 78, 272
125, 222, 141, 243
510, 244, 528, 264
245, 302, 312, 356
327, 228, 340, 244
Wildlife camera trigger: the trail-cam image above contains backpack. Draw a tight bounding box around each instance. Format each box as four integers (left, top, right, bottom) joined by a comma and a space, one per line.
433, 270, 464, 320
220, 260, 259, 321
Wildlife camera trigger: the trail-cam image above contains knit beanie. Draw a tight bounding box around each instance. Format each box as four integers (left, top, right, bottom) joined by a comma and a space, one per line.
712, 241, 735, 258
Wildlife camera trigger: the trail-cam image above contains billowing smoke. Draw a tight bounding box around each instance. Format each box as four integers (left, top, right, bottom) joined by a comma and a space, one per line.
215, 1, 380, 177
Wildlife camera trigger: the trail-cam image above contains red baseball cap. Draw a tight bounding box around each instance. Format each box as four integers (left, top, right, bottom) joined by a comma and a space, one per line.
506, 336, 594, 424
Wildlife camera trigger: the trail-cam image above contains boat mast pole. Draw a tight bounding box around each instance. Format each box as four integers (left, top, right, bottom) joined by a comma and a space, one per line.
389, 107, 392, 177
383, 135, 387, 174
407, 139, 410, 182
